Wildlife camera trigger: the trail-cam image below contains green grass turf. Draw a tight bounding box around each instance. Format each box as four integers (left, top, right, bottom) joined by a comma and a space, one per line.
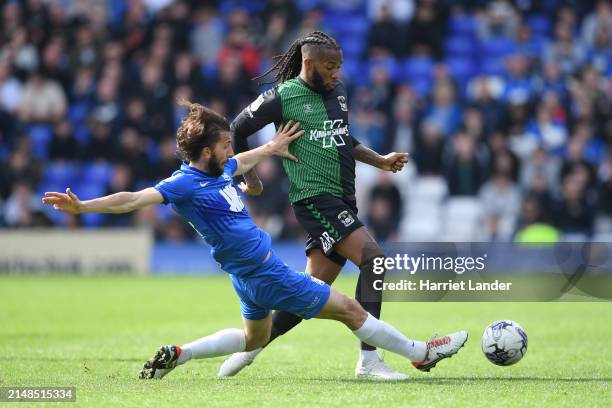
0, 275, 611, 407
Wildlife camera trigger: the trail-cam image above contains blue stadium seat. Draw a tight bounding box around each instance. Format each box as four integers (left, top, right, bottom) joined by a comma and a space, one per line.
445, 36, 476, 57
527, 14, 551, 36
81, 162, 113, 185
298, 0, 322, 11
73, 123, 90, 145
325, 16, 369, 37
81, 212, 106, 228
449, 15, 477, 37
73, 182, 105, 201
67, 102, 89, 126
340, 36, 364, 59
481, 57, 506, 76
26, 124, 53, 160
479, 38, 516, 58
445, 57, 476, 82
409, 77, 433, 97
368, 57, 400, 81
401, 57, 435, 82
43, 162, 79, 186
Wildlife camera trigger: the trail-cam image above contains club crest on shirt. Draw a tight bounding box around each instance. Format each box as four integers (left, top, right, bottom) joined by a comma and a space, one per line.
223, 173, 231, 181
304, 104, 313, 113
337, 95, 348, 111
338, 210, 354, 227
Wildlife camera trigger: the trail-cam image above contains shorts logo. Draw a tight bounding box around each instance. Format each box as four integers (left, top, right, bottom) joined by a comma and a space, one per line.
319, 232, 336, 253
310, 276, 325, 286
337, 95, 348, 111
338, 210, 355, 227
304, 104, 313, 113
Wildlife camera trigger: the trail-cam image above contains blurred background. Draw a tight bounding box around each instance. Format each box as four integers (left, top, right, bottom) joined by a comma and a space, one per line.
0, 0, 611, 273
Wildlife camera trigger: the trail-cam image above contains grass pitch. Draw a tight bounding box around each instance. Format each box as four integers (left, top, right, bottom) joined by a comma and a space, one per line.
1, 275, 611, 407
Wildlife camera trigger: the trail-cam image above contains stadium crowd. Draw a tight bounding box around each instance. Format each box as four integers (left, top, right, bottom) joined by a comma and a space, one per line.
0, 0, 611, 243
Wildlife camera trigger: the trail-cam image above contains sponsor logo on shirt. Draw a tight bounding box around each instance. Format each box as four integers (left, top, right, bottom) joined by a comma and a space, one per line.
309, 119, 348, 148
337, 95, 348, 111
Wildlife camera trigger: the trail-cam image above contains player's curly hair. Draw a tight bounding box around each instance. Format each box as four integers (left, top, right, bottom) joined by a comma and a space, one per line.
253, 31, 340, 84
175, 99, 230, 162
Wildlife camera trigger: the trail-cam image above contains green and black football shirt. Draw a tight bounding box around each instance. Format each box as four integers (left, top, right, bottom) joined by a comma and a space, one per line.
231, 78, 360, 203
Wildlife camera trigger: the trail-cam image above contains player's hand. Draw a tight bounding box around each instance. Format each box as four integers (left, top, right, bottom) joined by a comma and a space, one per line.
42, 188, 83, 214
379, 152, 409, 173
237, 181, 263, 196
269, 120, 304, 162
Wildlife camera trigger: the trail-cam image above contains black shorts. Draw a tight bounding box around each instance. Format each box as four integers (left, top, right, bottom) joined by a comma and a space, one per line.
292, 193, 364, 266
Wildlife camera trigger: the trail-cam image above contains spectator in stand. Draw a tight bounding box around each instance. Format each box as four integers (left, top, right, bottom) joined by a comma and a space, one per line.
552, 172, 597, 236
544, 20, 586, 75
83, 118, 115, 162
366, 171, 403, 241
423, 80, 462, 139
367, 5, 402, 58
207, 54, 254, 117
414, 120, 445, 175
581, 0, 612, 48
406, 0, 446, 59
0, 60, 23, 115
445, 131, 486, 196
18, 70, 66, 123
514, 193, 560, 243
478, 155, 522, 241
476, 0, 520, 41
597, 153, 612, 231
368, 0, 414, 24
520, 146, 561, 199
49, 120, 78, 162
190, 6, 224, 67
3, 180, 41, 227
217, 26, 261, 78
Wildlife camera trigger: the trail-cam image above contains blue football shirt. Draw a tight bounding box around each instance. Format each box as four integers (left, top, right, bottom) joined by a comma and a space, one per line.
155, 158, 272, 275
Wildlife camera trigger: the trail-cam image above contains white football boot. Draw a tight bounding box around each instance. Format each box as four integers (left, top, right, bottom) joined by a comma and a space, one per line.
355, 352, 410, 381
217, 348, 262, 377
411, 331, 468, 372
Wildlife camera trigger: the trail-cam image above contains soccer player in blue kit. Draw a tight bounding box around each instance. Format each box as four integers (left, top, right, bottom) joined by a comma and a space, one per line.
42, 101, 467, 379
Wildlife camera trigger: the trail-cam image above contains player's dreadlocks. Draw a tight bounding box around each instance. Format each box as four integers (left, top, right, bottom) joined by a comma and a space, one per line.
254, 31, 340, 84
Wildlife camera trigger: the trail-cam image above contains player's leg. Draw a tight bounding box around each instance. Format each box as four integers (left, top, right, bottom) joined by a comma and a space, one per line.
267, 249, 342, 342
316, 288, 468, 372
141, 276, 272, 379
218, 249, 342, 377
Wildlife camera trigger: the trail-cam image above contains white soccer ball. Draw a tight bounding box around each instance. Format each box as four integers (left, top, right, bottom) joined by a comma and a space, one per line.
481, 320, 528, 366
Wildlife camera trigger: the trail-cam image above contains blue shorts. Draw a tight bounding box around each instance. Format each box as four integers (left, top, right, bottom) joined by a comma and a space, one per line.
229, 251, 331, 321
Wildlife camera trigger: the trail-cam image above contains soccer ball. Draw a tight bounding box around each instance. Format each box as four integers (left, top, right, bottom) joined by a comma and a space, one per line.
481, 320, 528, 366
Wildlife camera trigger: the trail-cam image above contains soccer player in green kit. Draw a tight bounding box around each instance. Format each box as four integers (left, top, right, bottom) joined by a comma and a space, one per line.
222, 31, 413, 380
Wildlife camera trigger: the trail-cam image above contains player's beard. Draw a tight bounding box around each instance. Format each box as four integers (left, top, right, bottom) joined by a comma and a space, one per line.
207, 151, 224, 177
311, 66, 330, 93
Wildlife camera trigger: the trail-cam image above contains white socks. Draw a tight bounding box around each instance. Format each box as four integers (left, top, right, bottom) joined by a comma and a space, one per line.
177, 328, 246, 365
353, 313, 427, 362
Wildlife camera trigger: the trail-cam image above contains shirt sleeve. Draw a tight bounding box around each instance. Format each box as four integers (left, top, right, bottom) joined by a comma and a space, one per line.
231, 87, 283, 153
154, 172, 194, 205
224, 158, 238, 177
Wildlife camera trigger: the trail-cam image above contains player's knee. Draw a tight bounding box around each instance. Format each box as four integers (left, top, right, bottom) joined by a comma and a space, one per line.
310, 268, 336, 284
340, 295, 367, 330
244, 330, 270, 351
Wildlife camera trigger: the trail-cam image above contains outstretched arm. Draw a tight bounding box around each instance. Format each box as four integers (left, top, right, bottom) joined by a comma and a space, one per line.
231, 89, 283, 196
353, 144, 409, 173
42, 187, 164, 214
234, 121, 303, 177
